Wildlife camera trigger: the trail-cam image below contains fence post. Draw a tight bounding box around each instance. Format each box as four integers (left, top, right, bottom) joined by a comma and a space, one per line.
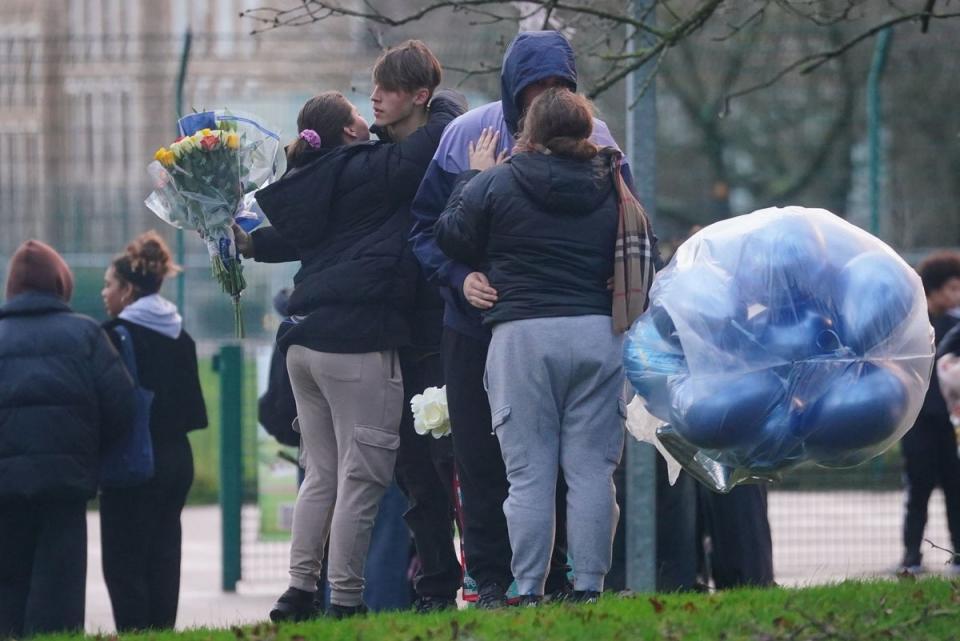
216, 344, 243, 592
624, 0, 658, 593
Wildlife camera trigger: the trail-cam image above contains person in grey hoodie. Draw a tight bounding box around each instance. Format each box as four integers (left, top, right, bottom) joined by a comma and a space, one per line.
100, 231, 208, 631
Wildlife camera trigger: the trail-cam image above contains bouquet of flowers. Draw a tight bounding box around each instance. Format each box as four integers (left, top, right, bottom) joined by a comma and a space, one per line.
145, 110, 284, 337
410, 386, 451, 438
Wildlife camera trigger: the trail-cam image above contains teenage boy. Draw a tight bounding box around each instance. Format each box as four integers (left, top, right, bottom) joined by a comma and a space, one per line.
410, 30, 650, 608
900, 252, 960, 575
369, 39, 464, 613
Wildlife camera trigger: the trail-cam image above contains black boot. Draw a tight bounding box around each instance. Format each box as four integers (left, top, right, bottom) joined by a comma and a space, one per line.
269, 587, 319, 622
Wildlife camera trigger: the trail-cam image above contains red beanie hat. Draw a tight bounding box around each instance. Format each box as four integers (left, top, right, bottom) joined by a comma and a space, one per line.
5, 240, 75, 302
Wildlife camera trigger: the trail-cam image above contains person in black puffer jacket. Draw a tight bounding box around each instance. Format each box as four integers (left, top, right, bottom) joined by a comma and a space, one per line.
99, 231, 208, 632
0, 240, 134, 638
436, 88, 630, 604
236, 67, 465, 619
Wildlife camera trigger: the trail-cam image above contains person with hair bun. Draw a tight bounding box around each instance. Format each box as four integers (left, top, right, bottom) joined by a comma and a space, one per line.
99, 230, 208, 631
436, 87, 633, 604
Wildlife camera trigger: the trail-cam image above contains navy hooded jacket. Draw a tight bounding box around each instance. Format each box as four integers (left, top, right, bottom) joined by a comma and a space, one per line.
410, 30, 639, 340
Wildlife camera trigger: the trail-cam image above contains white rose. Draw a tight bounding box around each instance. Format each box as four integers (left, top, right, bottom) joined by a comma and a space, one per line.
421, 402, 446, 430
430, 420, 451, 439
411, 386, 450, 437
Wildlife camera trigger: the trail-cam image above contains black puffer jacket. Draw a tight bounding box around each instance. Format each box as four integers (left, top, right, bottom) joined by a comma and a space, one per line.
435, 149, 619, 326
253, 91, 466, 354
0, 293, 134, 501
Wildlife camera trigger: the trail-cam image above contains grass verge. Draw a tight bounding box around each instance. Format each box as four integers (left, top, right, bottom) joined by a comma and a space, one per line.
36, 577, 960, 641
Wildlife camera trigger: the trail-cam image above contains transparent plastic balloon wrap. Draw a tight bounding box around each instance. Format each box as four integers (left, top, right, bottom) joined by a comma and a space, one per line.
624, 207, 934, 491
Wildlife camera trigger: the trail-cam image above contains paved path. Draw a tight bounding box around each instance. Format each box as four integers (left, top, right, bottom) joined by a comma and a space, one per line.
84, 490, 956, 632
86, 506, 278, 634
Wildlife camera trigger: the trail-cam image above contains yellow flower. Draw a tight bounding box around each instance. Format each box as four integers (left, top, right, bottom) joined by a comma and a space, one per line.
200, 128, 212, 136
226, 133, 240, 150
159, 150, 176, 167
154, 147, 168, 162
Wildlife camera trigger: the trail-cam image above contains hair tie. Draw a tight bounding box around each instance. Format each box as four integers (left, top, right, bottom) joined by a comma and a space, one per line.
299, 129, 322, 149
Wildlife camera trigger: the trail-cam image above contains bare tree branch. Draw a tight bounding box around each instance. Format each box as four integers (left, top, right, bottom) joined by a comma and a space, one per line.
240, 1, 960, 101
723, 9, 960, 111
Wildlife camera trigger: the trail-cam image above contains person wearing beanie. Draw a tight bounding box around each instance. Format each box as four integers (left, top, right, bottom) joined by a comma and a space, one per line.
99, 231, 207, 632
0, 240, 135, 638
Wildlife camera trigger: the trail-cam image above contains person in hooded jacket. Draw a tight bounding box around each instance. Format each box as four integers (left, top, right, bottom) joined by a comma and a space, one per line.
237, 75, 465, 619
99, 231, 208, 631
0, 240, 134, 638
435, 88, 626, 604
410, 30, 644, 606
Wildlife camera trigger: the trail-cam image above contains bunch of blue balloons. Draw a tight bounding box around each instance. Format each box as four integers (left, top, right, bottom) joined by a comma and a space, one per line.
625, 207, 933, 478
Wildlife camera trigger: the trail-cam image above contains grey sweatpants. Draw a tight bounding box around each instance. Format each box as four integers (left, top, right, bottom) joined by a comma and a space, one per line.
285, 346, 403, 606
485, 315, 626, 595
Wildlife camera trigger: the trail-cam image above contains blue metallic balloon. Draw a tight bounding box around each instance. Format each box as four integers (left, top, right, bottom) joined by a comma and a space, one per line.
648, 303, 681, 348
735, 214, 827, 314
751, 306, 841, 363
660, 265, 747, 355
836, 251, 915, 354
730, 409, 805, 473
668, 370, 786, 450
793, 363, 910, 459
624, 312, 687, 419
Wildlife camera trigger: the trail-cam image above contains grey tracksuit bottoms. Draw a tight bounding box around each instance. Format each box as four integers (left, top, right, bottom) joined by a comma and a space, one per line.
485, 315, 626, 595
285, 346, 403, 606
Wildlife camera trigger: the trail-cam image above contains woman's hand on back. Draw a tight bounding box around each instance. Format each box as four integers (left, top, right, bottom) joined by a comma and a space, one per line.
468, 128, 509, 172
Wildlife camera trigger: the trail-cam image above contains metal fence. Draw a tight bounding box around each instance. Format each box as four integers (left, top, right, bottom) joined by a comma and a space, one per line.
206, 348, 954, 593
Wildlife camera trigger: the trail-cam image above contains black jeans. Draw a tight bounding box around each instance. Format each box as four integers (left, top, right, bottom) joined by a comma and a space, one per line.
441, 327, 570, 591
100, 435, 194, 631
697, 483, 774, 589
902, 435, 960, 566
608, 456, 700, 592
395, 349, 462, 599
0, 498, 87, 638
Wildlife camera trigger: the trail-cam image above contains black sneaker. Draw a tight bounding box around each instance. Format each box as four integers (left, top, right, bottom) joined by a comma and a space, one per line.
568, 590, 601, 604
516, 594, 542, 607
269, 587, 319, 622
414, 596, 457, 613
326, 602, 368, 620
545, 579, 574, 603
476, 582, 507, 609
